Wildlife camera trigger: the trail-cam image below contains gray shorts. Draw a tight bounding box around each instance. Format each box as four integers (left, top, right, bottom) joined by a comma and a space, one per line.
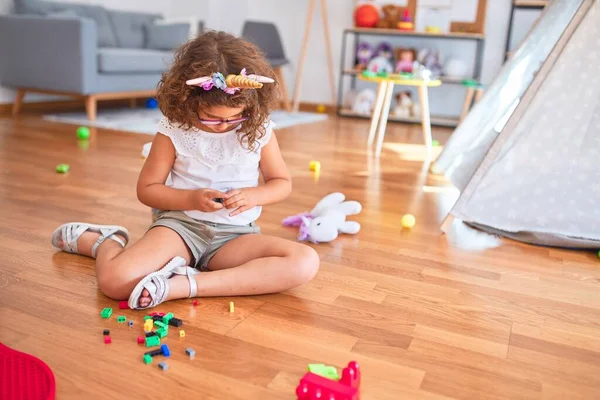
149, 210, 260, 270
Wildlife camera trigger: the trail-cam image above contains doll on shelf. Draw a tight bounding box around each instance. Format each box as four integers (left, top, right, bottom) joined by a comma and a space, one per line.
395, 48, 417, 74
355, 42, 374, 71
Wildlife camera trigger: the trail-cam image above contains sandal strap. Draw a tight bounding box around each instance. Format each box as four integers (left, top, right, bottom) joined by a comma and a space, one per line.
91, 228, 127, 258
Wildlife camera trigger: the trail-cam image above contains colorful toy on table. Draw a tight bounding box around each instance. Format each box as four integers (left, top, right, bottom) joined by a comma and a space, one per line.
283, 193, 362, 244
397, 9, 414, 31
367, 56, 394, 76
296, 361, 360, 400
418, 48, 443, 77
354, 42, 373, 71
377, 4, 402, 29
354, 2, 380, 28
374, 42, 394, 64
395, 48, 417, 73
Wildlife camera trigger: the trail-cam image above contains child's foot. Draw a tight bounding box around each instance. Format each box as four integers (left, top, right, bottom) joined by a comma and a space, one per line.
138, 275, 190, 308
51, 222, 129, 258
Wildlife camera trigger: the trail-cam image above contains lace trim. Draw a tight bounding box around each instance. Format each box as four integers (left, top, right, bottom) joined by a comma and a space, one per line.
157, 117, 274, 167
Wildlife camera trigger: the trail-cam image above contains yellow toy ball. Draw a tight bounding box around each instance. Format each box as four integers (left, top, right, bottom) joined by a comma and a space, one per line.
316, 104, 326, 113
401, 213, 416, 229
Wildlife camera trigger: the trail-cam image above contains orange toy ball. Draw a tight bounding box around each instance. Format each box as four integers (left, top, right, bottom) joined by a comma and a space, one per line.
354, 4, 380, 28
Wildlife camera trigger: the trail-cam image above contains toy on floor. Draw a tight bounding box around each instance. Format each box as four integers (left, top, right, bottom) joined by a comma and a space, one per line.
0, 343, 56, 400
55, 163, 70, 174
401, 213, 416, 229
309, 160, 321, 174
76, 126, 90, 140
393, 91, 418, 119
296, 361, 360, 400
283, 193, 362, 244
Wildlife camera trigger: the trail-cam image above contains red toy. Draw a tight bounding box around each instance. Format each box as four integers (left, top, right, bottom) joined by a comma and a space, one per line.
0, 342, 56, 400
137, 336, 145, 344
118, 301, 129, 309
104, 336, 112, 344
296, 361, 360, 400
354, 3, 380, 28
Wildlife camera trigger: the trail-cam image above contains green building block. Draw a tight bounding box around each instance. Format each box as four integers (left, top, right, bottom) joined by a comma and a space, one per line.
144, 315, 153, 321
116, 316, 126, 323
156, 328, 168, 338
154, 321, 166, 329
143, 354, 153, 364
100, 308, 113, 318
308, 364, 340, 380
162, 313, 174, 324
145, 336, 160, 347
432, 140, 441, 147
76, 126, 90, 140
56, 164, 70, 174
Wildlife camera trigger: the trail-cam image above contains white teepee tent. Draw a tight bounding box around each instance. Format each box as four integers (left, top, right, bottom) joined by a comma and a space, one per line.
435, 0, 600, 249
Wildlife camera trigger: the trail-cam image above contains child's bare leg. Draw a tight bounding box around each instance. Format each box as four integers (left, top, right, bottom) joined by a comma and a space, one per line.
159, 235, 319, 301
59, 227, 192, 304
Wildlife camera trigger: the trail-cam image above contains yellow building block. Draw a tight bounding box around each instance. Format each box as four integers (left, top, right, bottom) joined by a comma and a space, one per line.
144, 319, 154, 332
179, 330, 185, 338
309, 161, 321, 173
230, 301, 234, 313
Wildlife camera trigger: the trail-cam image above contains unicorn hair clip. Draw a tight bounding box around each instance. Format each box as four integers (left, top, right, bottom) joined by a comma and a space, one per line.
186, 68, 274, 94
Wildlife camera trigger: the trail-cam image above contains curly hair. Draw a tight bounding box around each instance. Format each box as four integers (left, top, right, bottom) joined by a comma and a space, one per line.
157, 31, 279, 151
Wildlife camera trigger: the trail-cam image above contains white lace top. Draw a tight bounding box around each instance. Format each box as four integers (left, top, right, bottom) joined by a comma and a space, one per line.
157, 116, 275, 225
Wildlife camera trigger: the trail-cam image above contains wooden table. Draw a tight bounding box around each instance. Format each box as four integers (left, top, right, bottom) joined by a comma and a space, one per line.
359, 74, 442, 158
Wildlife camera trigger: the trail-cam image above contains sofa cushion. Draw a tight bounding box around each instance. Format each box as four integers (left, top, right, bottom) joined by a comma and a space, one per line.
144, 23, 190, 51
97, 48, 173, 74
14, 0, 117, 47
109, 11, 161, 49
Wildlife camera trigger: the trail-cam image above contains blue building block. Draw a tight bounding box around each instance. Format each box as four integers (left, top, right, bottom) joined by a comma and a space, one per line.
161, 344, 171, 357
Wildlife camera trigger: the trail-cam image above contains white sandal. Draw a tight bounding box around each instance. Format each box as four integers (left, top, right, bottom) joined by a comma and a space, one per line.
51, 222, 129, 258
128, 256, 200, 310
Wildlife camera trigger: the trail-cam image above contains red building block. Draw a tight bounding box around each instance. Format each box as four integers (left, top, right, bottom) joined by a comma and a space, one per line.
137, 336, 145, 344
118, 301, 129, 309
192, 300, 198, 306
296, 361, 360, 400
104, 336, 112, 344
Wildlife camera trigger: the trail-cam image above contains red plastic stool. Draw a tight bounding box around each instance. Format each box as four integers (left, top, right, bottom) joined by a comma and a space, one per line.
0, 342, 56, 400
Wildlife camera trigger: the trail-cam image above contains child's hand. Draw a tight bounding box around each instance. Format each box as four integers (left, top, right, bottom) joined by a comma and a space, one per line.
192, 189, 229, 212
223, 188, 259, 216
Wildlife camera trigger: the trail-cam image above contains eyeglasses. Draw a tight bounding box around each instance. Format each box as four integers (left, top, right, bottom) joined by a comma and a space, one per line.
198, 116, 248, 126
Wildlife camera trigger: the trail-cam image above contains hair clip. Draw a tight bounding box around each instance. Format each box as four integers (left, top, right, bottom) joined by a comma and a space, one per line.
186, 69, 274, 94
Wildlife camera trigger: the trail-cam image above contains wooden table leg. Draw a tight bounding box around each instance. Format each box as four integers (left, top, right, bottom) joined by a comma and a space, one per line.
459, 87, 475, 122
367, 81, 388, 147
417, 84, 433, 159
374, 82, 395, 158
12, 89, 26, 116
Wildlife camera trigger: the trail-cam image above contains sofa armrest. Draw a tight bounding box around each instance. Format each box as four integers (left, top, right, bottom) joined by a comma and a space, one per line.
0, 15, 97, 94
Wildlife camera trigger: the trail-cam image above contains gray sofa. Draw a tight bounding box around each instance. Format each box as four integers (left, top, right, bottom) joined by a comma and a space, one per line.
0, 0, 193, 120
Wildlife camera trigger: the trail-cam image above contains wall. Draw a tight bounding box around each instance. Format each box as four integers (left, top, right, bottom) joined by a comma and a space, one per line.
0, 0, 543, 115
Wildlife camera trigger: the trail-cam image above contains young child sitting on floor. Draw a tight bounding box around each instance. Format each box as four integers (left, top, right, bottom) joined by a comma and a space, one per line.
51, 31, 320, 309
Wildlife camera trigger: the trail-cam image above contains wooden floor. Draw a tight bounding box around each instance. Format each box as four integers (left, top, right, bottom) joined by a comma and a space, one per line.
1, 114, 599, 400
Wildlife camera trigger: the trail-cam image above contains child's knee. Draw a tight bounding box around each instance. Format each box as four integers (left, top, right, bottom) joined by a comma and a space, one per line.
96, 259, 137, 300
289, 245, 320, 285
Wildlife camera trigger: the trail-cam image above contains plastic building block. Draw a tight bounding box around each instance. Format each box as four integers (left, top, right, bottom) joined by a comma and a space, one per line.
76, 126, 90, 140
230, 301, 234, 313
161, 344, 171, 357
118, 301, 129, 309
144, 315, 153, 320
145, 332, 158, 338
103, 329, 110, 336
143, 354, 152, 364
100, 308, 113, 318
185, 348, 195, 359
137, 336, 145, 344
168, 318, 183, 327
308, 364, 339, 380
154, 321, 166, 329
158, 362, 168, 371
179, 330, 185, 338
144, 319, 154, 332
162, 312, 174, 324
144, 349, 163, 357
296, 362, 360, 400
152, 315, 164, 322
128, 320, 134, 328
309, 161, 321, 173
193, 300, 198, 306
116, 316, 126, 323
145, 336, 160, 347
55, 164, 70, 174
156, 328, 168, 339
104, 336, 112, 344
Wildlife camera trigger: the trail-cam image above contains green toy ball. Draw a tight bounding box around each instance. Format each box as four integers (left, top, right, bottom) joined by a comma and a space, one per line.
56, 164, 70, 174
76, 126, 90, 140
432, 140, 441, 147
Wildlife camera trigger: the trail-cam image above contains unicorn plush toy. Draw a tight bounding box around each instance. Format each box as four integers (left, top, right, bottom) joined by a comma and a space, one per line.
283, 193, 362, 243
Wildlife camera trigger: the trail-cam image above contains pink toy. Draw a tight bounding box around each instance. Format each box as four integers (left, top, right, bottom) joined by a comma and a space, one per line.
296, 361, 360, 400
118, 301, 129, 309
